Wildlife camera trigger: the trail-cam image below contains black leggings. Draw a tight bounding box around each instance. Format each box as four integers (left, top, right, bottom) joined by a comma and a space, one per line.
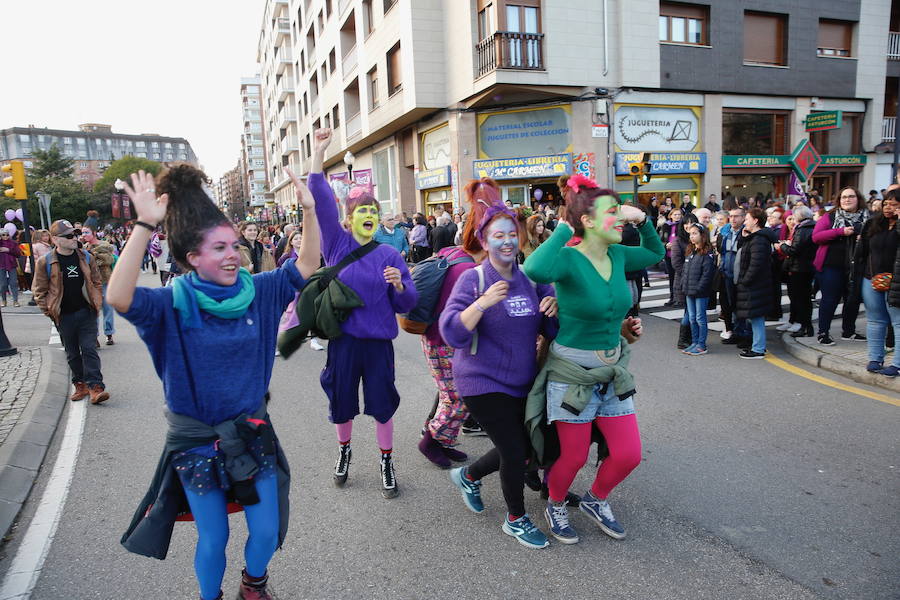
464, 393, 528, 517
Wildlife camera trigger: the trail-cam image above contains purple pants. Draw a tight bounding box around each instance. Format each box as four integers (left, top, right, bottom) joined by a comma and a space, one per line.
320, 333, 400, 424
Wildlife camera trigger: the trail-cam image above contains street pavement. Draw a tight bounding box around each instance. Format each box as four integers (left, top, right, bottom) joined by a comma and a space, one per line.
0, 272, 897, 600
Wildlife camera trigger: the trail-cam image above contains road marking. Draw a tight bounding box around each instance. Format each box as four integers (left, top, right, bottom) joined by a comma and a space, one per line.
765, 354, 900, 408
47, 326, 59, 347
0, 397, 87, 600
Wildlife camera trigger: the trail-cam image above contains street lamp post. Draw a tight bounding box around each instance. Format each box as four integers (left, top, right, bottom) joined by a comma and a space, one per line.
344, 151, 355, 182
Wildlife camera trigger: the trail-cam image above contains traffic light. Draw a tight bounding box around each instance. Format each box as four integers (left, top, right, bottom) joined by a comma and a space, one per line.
627, 153, 653, 186
1, 161, 27, 200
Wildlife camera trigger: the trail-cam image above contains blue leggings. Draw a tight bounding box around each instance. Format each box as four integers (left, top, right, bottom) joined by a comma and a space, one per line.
183, 475, 280, 600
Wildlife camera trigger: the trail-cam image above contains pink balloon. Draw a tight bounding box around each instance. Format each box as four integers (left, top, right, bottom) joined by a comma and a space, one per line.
3, 209, 14, 221
14, 208, 23, 221
4, 223, 17, 236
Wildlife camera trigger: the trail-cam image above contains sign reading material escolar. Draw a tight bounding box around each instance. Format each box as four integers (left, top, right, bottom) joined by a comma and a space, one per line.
805, 111, 843, 132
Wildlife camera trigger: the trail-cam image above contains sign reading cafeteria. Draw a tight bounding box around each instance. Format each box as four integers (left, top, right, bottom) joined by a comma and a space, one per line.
473, 154, 572, 180
613, 104, 701, 152
478, 106, 572, 159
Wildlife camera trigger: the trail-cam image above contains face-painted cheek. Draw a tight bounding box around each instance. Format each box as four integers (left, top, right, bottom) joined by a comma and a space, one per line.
602, 216, 618, 231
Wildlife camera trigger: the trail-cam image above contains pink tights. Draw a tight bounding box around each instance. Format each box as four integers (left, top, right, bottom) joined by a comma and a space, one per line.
547, 414, 641, 502
335, 418, 394, 451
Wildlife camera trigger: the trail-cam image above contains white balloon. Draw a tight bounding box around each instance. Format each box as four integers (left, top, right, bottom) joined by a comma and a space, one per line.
4, 222, 17, 236
14, 208, 23, 221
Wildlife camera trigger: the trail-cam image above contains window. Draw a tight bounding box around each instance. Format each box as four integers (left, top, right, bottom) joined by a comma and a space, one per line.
477, 1, 494, 41
809, 114, 861, 154
373, 146, 397, 215
363, 0, 374, 36
387, 42, 402, 95
329, 48, 337, 73
368, 66, 379, 109
79, 162, 87, 168
503, 2, 541, 68
743, 11, 787, 66
333, 105, 341, 128
722, 111, 788, 155
818, 19, 853, 57
383, 0, 397, 13
659, 2, 708, 45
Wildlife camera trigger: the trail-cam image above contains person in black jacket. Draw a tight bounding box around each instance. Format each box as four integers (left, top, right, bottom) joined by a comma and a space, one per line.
856, 192, 899, 377
680, 223, 716, 355
778, 205, 816, 338
431, 212, 456, 253
736, 208, 774, 358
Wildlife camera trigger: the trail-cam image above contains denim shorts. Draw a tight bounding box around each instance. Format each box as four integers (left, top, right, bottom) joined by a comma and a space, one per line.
545, 342, 635, 423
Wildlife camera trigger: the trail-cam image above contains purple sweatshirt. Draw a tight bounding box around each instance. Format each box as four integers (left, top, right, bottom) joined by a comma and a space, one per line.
439, 260, 557, 398
309, 172, 417, 339
0, 239, 21, 271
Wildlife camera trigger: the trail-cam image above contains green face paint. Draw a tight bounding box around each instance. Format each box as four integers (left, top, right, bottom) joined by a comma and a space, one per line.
584, 195, 623, 245
350, 204, 379, 240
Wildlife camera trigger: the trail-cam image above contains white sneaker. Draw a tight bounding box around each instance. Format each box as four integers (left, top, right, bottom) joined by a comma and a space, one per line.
310, 338, 325, 351
787, 323, 802, 333
776, 322, 793, 331
720, 330, 733, 340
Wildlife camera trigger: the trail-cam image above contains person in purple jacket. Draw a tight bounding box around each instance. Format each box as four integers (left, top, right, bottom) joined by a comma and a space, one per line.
440, 197, 559, 549
307, 128, 418, 499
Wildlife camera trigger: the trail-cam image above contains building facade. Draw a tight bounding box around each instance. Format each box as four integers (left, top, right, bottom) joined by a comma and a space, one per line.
240, 76, 272, 218
0, 124, 198, 189
256, 0, 895, 219
217, 161, 248, 222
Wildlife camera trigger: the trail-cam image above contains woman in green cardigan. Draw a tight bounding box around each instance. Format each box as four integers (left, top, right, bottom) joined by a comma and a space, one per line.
523, 174, 665, 545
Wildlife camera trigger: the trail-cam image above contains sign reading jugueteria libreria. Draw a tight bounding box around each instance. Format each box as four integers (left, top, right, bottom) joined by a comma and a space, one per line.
473, 154, 572, 180
805, 111, 843, 132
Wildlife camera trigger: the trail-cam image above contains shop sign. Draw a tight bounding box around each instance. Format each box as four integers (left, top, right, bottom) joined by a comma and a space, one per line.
421, 124, 451, 170
805, 111, 843, 132
329, 169, 374, 188
415, 166, 451, 190
615, 152, 707, 175
591, 124, 609, 138
473, 154, 572, 180
478, 106, 571, 159
721, 155, 790, 168
790, 139, 822, 182
613, 105, 701, 152
572, 153, 596, 179
820, 154, 867, 167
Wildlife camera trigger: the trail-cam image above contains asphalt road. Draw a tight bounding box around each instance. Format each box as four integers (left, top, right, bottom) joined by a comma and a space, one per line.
0, 273, 897, 600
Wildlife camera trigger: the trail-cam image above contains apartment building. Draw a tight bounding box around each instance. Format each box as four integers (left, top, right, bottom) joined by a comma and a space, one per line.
217, 161, 248, 222
0, 124, 197, 189
241, 76, 272, 217
257, 0, 894, 218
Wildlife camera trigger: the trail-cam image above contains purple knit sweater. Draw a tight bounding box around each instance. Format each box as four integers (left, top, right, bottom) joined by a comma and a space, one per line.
309, 172, 417, 339
439, 260, 556, 398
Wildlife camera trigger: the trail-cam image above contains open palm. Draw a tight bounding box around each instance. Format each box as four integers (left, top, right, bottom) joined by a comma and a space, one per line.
122, 170, 168, 225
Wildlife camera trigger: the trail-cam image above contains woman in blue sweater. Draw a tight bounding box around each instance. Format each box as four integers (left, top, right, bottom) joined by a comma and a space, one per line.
108, 165, 320, 600
440, 193, 558, 549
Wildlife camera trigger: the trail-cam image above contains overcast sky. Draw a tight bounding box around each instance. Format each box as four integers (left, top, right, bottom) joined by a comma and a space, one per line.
7, 0, 265, 181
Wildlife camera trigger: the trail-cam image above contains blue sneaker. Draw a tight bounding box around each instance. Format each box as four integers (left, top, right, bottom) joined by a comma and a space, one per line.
881, 365, 899, 378
866, 361, 884, 373
501, 513, 550, 549
449, 467, 484, 513
544, 500, 579, 544
681, 344, 696, 354
687, 345, 708, 356
579, 492, 626, 540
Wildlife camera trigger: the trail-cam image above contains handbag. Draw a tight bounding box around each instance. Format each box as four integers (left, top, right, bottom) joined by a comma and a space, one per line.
869, 253, 893, 292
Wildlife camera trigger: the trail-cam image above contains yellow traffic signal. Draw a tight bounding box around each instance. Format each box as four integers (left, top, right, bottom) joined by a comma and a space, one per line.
1, 161, 26, 200
628, 162, 643, 176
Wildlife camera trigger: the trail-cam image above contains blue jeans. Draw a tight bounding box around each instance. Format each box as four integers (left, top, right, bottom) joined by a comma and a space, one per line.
0, 268, 18, 302
100, 283, 115, 336
861, 278, 900, 367
685, 296, 709, 348
749, 316, 766, 354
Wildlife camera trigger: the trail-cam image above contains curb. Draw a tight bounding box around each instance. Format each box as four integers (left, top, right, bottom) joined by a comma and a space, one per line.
781, 333, 900, 393
0, 346, 69, 540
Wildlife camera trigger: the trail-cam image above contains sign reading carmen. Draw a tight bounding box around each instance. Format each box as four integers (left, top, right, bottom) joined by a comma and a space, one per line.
616, 152, 707, 175
473, 154, 572, 180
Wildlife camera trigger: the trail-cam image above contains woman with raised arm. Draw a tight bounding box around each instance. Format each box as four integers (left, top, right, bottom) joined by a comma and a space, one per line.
306, 128, 418, 499
523, 175, 664, 545
109, 165, 320, 600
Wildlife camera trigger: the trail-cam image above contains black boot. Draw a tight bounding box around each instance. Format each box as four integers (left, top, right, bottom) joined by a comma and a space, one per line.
790, 324, 814, 338
333, 443, 351, 487
677, 324, 691, 349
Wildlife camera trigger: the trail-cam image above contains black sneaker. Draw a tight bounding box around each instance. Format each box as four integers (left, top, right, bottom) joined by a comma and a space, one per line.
461, 421, 487, 436
841, 333, 866, 341
818, 333, 836, 346
380, 452, 399, 499
739, 350, 766, 359
333, 444, 352, 487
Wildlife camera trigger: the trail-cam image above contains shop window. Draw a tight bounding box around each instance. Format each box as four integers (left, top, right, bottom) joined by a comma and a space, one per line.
809, 114, 860, 155
659, 2, 708, 45
722, 111, 788, 155
743, 11, 787, 66
387, 42, 402, 95
817, 20, 853, 57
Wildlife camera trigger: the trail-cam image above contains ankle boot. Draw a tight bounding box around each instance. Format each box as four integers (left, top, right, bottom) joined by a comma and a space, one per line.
791, 324, 814, 338
677, 324, 691, 349
417, 431, 451, 469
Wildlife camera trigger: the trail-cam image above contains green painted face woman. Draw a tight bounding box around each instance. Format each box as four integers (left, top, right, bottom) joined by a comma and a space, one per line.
572, 194, 647, 280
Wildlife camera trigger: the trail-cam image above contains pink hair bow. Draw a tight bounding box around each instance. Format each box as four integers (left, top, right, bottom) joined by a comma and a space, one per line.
566, 174, 598, 193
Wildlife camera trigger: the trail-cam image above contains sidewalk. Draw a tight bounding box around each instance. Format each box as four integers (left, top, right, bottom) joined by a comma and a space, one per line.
781, 317, 900, 393
0, 346, 70, 539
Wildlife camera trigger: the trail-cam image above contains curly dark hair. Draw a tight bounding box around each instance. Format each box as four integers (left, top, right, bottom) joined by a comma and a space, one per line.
156, 163, 230, 270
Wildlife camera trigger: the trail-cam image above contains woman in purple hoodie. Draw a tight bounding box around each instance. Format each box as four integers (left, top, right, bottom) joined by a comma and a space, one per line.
307, 128, 418, 500
440, 196, 558, 550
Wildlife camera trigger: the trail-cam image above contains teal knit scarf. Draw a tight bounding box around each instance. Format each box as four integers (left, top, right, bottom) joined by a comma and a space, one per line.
172, 268, 256, 329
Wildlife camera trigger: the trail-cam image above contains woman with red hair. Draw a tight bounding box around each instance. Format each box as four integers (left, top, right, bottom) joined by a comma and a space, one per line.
523, 174, 664, 545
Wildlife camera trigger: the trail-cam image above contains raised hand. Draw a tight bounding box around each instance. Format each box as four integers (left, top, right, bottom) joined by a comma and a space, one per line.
620, 204, 646, 224
285, 168, 315, 210
122, 170, 168, 226
313, 128, 333, 153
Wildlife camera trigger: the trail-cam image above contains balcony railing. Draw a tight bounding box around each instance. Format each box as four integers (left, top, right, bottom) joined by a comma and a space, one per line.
346, 112, 362, 138
889, 32, 900, 60
342, 46, 358, 77
277, 77, 295, 101
281, 136, 299, 155
883, 117, 896, 142
475, 31, 545, 78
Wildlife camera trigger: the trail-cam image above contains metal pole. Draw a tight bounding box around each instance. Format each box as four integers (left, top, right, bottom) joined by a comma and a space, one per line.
633, 175, 639, 204
0, 308, 16, 357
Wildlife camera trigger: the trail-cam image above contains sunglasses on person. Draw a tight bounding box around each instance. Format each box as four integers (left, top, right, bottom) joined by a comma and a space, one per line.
58, 230, 81, 239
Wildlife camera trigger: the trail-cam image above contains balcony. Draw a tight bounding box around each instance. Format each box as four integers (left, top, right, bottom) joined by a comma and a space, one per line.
890, 32, 900, 60
346, 112, 362, 139
883, 117, 896, 142
276, 47, 293, 74
475, 31, 545, 78
277, 77, 295, 101
281, 136, 299, 155
342, 46, 358, 78
278, 106, 297, 129
276, 17, 291, 44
